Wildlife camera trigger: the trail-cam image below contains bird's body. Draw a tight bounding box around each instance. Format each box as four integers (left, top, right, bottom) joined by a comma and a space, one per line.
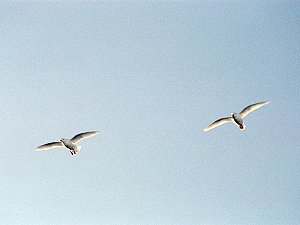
232, 113, 245, 130
35, 131, 99, 155
61, 139, 81, 155
204, 101, 270, 132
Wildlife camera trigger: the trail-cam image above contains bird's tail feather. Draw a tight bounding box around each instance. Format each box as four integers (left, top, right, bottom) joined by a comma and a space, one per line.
75, 146, 81, 152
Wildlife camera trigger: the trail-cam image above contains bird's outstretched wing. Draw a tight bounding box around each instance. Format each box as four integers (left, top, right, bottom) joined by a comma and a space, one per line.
35, 142, 64, 151
239, 101, 270, 118
70, 131, 99, 144
204, 117, 233, 132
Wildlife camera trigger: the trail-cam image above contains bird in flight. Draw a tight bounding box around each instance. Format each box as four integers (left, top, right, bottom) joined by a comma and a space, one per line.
204, 101, 270, 132
35, 131, 99, 155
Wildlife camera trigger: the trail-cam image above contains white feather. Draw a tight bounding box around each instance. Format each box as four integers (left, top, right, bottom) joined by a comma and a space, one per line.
204, 117, 233, 132
239, 101, 270, 118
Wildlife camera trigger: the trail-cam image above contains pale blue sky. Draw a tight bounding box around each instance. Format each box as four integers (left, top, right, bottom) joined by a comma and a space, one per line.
0, 2, 299, 225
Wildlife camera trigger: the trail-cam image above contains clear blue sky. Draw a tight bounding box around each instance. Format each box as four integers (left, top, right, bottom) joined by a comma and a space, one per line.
0, 2, 299, 225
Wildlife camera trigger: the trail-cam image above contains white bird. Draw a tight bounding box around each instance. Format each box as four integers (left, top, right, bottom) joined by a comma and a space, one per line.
35, 131, 99, 155
204, 101, 270, 132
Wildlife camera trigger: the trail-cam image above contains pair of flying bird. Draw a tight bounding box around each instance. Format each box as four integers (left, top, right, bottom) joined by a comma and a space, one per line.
35, 101, 269, 155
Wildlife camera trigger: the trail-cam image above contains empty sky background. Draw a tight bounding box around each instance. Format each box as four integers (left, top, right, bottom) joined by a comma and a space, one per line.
0, 2, 299, 225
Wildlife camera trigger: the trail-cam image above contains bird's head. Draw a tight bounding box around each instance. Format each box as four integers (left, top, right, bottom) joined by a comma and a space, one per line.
60, 138, 66, 142
239, 124, 246, 130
